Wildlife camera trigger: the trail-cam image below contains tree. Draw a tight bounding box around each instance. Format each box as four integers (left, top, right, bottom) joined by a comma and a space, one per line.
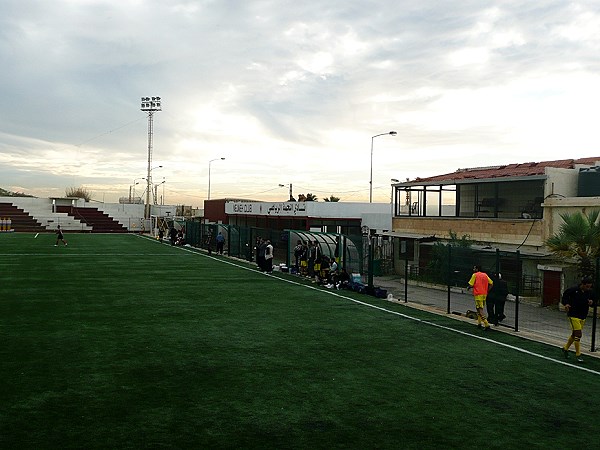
426, 231, 473, 285
66, 186, 92, 202
323, 195, 340, 202
545, 210, 600, 278
0, 188, 33, 197
297, 193, 318, 202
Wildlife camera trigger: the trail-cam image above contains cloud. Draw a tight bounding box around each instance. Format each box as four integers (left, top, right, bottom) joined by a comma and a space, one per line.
1, 0, 600, 204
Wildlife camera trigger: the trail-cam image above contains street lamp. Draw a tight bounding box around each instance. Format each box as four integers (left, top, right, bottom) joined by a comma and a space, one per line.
132, 177, 146, 204
150, 165, 163, 204
129, 180, 138, 204
390, 179, 399, 216
369, 131, 397, 203
208, 157, 225, 201
153, 180, 166, 205
278, 183, 294, 201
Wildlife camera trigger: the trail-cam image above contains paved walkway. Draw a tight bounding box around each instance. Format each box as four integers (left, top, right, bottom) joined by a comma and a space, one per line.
374, 275, 599, 357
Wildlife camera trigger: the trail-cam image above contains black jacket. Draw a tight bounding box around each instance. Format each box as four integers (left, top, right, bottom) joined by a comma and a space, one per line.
562, 285, 594, 320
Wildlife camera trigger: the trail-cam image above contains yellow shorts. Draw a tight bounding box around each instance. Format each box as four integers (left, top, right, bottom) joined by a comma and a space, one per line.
568, 317, 586, 331
300, 261, 308, 268
474, 295, 487, 309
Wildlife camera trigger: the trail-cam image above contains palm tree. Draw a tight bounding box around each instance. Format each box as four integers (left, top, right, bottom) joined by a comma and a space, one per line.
545, 210, 600, 278
323, 195, 340, 202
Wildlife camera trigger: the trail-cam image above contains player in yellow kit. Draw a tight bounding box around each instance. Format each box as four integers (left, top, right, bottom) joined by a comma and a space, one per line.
561, 277, 594, 363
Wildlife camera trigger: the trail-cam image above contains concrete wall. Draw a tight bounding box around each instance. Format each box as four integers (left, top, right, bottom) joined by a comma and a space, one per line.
542, 196, 600, 242
391, 216, 545, 248
544, 167, 578, 198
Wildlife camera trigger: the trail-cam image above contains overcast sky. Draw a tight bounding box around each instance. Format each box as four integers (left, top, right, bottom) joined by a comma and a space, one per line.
1, 0, 599, 206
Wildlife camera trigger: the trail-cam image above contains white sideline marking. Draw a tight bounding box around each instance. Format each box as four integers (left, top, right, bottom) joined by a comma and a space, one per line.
153, 236, 600, 376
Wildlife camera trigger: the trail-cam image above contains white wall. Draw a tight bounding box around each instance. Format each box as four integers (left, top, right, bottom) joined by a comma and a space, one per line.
225, 200, 392, 231
225, 200, 389, 218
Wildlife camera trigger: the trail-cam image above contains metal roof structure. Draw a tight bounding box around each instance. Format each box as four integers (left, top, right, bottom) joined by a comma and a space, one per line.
394, 156, 600, 187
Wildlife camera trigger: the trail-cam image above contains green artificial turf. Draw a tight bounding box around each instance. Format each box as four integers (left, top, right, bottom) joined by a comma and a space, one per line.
1, 233, 599, 449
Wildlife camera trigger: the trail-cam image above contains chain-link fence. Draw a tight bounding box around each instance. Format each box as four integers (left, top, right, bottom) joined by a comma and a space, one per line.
183, 221, 365, 275
389, 245, 599, 351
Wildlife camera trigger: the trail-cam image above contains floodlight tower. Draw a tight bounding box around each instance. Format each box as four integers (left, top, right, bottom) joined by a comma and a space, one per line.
140, 96, 162, 219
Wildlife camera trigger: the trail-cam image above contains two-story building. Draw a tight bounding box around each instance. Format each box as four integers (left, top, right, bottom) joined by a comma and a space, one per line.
390, 156, 600, 303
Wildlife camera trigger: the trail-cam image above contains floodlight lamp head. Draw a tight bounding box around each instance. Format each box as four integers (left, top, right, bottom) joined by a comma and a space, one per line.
389, 131, 397, 136
140, 96, 162, 112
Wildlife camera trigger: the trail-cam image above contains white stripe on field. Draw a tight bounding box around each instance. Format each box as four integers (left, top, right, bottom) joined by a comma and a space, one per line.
151, 236, 600, 376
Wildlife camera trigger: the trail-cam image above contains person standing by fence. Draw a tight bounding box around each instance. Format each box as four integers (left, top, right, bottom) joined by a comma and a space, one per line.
467, 265, 493, 330
257, 238, 267, 272
264, 240, 274, 274
216, 231, 225, 255
561, 277, 594, 363
487, 272, 509, 326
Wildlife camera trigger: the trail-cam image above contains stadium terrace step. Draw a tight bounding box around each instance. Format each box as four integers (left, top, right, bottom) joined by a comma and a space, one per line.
56, 206, 128, 233
0, 203, 46, 232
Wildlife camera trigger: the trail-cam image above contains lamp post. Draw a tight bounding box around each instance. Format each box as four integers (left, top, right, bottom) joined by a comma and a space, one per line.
141, 96, 162, 219
278, 183, 294, 201
132, 178, 145, 204
129, 181, 139, 204
154, 180, 166, 205
390, 178, 399, 216
208, 157, 225, 201
369, 131, 397, 203
150, 165, 163, 204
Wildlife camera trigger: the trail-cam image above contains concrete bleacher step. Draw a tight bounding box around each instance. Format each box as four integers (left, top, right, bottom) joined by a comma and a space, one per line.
0, 203, 46, 232
56, 206, 128, 233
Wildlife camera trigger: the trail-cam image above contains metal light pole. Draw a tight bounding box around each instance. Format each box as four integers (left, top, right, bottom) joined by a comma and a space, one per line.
154, 180, 165, 205
208, 157, 225, 201
151, 165, 163, 204
141, 96, 162, 219
132, 177, 145, 204
129, 181, 140, 203
279, 183, 294, 201
369, 131, 397, 203
390, 178, 399, 216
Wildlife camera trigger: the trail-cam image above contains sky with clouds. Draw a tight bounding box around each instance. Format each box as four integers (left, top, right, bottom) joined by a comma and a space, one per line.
1, 0, 599, 206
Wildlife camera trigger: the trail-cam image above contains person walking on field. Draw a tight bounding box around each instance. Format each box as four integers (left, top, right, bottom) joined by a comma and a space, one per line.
55, 225, 67, 246
467, 265, 493, 330
561, 277, 594, 363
